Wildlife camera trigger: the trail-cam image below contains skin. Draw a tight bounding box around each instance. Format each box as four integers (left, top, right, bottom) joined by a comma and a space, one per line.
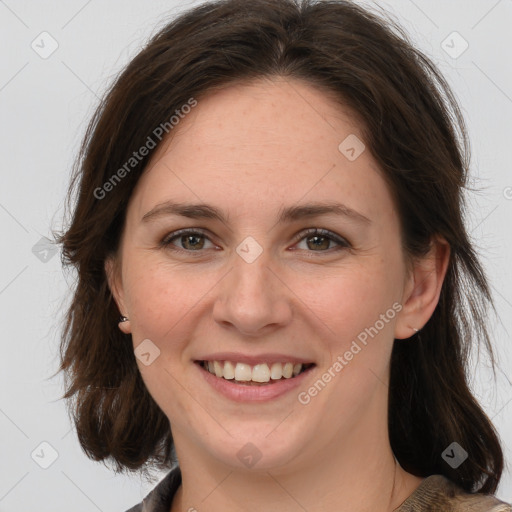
106, 77, 450, 511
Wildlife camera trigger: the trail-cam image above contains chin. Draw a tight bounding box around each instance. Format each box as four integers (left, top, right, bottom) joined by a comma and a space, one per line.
200, 427, 308, 472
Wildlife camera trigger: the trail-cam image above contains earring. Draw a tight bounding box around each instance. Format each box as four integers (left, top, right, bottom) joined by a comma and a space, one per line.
119, 315, 129, 323
412, 327, 419, 332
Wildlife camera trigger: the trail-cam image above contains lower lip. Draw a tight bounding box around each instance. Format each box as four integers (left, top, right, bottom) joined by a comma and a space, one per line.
195, 362, 315, 402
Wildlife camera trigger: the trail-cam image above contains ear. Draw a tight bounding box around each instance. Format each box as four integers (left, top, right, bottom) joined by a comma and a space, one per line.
394, 235, 450, 339
105, 256, 132, 334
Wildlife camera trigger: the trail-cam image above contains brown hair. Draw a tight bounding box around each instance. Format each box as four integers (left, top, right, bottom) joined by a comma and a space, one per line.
53, 0, 506, 492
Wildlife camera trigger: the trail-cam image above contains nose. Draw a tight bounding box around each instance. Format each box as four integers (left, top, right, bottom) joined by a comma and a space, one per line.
212, 249, 293, 336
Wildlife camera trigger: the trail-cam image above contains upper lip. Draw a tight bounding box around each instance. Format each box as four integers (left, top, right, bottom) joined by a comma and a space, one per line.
194, 352, 315, 366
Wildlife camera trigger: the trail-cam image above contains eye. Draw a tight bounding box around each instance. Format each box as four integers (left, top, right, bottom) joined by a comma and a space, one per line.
160, 227, 350, 255
160, 229, 216, 252
291, 228, 351, 253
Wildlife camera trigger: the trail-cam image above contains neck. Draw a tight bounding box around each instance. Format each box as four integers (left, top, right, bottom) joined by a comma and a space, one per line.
170, 418, 422, 512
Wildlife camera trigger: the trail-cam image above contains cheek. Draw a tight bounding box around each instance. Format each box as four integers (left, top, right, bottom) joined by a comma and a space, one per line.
299, 263, 401, 422
308, 261, 398, 338
124, 261, 200, 419
305, 259, 403, 382
125, 257, 198, 335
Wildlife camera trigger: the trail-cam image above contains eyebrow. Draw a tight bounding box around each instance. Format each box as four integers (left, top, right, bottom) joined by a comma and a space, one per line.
141, 200, 371, 226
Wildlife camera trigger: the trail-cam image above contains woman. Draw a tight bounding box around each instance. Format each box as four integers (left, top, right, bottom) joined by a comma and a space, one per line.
55, 0, 511, 510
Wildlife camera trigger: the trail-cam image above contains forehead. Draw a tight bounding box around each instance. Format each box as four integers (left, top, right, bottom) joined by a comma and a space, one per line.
127, 78, 396, 227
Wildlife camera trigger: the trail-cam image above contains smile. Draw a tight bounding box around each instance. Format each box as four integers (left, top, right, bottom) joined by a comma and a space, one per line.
193, 357, 316, 403
198, 360, 315, 385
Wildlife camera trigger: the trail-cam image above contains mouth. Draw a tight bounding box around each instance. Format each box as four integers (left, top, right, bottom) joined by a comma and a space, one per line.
194, 360, 316, 386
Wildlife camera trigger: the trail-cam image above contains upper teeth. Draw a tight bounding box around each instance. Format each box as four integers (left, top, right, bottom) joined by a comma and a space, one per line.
204, 361, 305, 382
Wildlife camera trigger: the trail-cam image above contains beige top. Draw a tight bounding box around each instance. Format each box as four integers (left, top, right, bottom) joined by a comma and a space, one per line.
125, 466, 512, 511
395, 474, 511, 511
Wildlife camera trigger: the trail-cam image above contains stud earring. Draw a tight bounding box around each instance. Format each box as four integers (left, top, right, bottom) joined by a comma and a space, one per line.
119, 315, 129, 323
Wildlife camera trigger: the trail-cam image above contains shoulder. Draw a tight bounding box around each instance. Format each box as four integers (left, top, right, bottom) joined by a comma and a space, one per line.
396, 474, 512, 512
123, 466, 182, 512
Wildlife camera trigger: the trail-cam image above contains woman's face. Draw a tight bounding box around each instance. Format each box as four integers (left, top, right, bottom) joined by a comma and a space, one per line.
108, 78, 421, 472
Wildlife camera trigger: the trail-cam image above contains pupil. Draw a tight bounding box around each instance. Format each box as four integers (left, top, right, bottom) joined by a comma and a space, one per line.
308, 235, 328, 250
183, 235, 203, 250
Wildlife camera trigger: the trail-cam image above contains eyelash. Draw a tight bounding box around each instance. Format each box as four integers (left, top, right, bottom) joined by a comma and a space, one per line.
159, 228, 351, 256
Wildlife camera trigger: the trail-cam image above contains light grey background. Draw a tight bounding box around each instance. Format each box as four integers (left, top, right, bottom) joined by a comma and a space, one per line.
0, 0, 511, 510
